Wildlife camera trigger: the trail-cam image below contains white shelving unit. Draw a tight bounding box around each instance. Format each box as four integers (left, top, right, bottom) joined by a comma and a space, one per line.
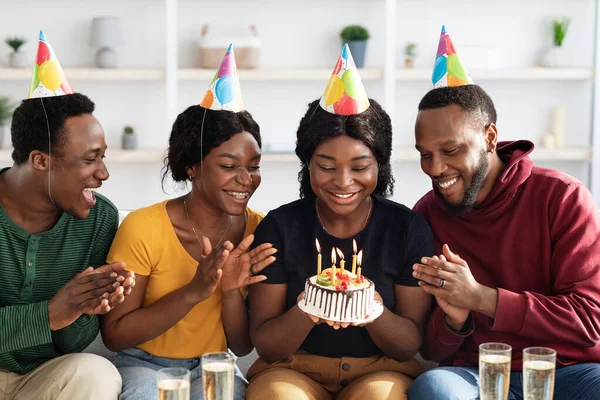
0, 67, 593, 82
0, 0, 597, 208
0, 147, 591, 164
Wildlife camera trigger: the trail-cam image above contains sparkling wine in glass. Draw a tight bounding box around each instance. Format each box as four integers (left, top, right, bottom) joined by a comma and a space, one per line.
479, 342, 512, 400
157, 367, 190, 400
202, 352, 234, 400
523, 347, 556, 400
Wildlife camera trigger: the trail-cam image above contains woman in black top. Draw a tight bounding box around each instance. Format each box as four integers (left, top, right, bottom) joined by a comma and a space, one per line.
246, 97, 434, 400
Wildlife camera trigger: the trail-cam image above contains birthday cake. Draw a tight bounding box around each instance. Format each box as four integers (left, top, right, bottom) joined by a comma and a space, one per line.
303, 268, 375, 322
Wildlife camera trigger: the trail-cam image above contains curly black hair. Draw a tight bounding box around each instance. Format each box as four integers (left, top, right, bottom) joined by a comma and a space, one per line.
162, 105, 261, 185
418, 85, 497, 126
296, 98, 394, 198
10, 93, 95, 164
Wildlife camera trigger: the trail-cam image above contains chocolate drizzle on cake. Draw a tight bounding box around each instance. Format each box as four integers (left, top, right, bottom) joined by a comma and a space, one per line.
303, 276, 375, 321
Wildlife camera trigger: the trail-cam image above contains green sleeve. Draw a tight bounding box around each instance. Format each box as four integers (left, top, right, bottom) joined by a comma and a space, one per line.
0, 301, 53, 353
52, 314, 100, 354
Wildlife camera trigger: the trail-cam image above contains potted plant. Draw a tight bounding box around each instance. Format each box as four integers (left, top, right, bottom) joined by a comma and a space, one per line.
0, 98, 15, 149
541, 18, 571, 67
5, 36, 28, 68
121, 125, 137, 150
340, 25, 370, 68
404, 42, 418, 68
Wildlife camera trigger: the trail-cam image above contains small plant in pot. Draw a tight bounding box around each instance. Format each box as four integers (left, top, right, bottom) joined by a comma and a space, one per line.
5, 36, 28, 68
340, 25, 370, 68
0, 98, 15, 149
122, 125, 137, 150
404, 42, 418, 68
541, 17, 571, 67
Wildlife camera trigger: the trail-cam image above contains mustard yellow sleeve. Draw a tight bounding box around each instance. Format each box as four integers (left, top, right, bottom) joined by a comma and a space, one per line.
245, 208, 265, 236
107, 210, 155, 276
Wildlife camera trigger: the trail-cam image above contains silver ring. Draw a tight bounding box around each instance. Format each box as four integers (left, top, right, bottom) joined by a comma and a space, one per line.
439, 279, 445, 288
250, 265, 257, 276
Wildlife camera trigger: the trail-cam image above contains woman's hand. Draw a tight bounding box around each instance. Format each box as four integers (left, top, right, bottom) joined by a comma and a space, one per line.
185, 236, 231, 304
220, 234, 278, 293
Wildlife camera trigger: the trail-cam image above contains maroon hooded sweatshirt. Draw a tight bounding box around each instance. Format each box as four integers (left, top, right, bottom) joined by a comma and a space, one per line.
414, 140, 600, 370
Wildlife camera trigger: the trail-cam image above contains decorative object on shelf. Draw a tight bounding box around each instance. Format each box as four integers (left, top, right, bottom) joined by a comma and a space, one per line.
552, 105, 567, 148
340, 25, 370, 68
432, 25, 473, 88
5, 36, 28, 68
540, 18, 571, 67
90, 16, 124, 68
29, 31, 73, 99
404, 42, 417, 68
320, 43, 369, 116
0, 97, 15, 149
201, 44, 244, 112
198, 25, 260, 69
542, 134, 556, 149
121, 125, 137, 150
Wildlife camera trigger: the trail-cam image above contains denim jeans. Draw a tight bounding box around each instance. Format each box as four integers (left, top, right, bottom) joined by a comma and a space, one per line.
113, 347, 247, 400
408, 363, 600, 400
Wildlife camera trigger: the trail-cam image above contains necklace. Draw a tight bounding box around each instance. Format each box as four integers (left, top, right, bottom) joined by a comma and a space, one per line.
315, 196, 372, 237
183, 194, 232, 250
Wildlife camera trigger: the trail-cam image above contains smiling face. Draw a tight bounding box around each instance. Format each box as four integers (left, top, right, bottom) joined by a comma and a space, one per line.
309, 135, 378, 217
49, 114, 109, 219
415, 104, 497, 213
189, 131, 261, 216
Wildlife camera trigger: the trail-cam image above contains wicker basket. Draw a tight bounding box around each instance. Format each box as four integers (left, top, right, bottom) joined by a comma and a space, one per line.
199, 25, 260, 69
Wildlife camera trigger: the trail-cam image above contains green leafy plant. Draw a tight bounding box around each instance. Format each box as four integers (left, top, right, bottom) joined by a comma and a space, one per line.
405, 43, 418, 57
5, 37, 26, 52
552, 18, 571, 46
123, 125, 135, 134
0, 98, 15, 126
340, 25, 370, 42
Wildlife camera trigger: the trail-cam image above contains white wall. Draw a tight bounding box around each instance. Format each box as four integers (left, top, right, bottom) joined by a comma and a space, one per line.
0, 0, 596, 212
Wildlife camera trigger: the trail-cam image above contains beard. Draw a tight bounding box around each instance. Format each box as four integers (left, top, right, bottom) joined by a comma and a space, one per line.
435, 149, 488, 214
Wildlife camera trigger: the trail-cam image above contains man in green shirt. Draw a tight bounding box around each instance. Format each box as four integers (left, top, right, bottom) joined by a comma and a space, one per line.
0, 88, 134, 398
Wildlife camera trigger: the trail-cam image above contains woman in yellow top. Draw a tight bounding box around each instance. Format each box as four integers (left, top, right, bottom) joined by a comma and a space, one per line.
101, 105, 276, 400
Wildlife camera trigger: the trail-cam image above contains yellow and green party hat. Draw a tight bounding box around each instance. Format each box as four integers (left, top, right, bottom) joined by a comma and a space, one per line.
28, 30, 73, 98
319, 43, 370, 115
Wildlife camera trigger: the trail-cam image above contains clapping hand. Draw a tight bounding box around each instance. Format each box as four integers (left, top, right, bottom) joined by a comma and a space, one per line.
220, 234, 277, 293
413, 245, 475, 329
186, 236, 232, 303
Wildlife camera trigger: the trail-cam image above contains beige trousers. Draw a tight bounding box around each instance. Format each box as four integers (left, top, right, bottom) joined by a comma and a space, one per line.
0, 353, 122, 400
247, 352, 424, 400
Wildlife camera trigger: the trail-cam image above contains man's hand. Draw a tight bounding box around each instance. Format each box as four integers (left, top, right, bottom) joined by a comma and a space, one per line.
220, 234, 277, 293
78, 263, 136, 310
48, 263, 126, 331
413, 245, 485, 329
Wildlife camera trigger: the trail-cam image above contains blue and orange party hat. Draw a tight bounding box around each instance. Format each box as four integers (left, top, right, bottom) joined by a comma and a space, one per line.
200, 44, 244, 112
432, 25, 473, 88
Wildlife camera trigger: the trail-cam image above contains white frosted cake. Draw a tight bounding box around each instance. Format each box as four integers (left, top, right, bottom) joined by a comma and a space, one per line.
303, 268, 375, 322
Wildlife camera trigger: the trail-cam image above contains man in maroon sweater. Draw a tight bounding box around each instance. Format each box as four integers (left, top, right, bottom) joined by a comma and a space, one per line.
407, 84, 600, 400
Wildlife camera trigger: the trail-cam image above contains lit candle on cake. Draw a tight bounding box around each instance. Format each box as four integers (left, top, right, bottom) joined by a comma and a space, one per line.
352, 239, 357, 274
336, 248, 345, 274
331, 247, 337, 284
315, 238, 322, 275
357, 250, 363, 280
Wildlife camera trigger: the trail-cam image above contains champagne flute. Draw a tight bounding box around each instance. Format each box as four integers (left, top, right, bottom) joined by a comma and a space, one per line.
523, 347, 556, 400
479, 342, 512, 400
157, 367, 190, 400
202, 352, 235, 400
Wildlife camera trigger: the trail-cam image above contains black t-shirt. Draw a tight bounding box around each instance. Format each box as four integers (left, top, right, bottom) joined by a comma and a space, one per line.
251, 194, 434, 358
